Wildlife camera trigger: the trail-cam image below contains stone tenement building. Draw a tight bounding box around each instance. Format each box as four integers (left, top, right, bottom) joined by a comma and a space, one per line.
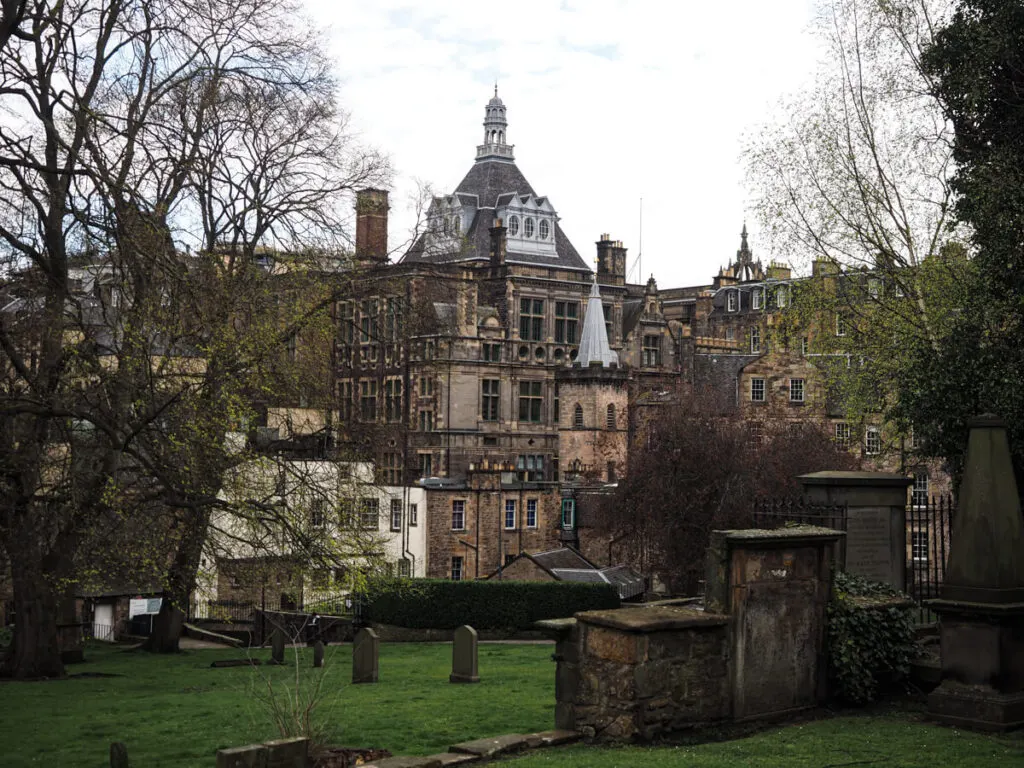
328, 90, 949, 580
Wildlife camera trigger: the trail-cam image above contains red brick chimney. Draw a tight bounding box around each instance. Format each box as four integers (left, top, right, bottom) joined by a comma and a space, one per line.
355, 189, 389, 262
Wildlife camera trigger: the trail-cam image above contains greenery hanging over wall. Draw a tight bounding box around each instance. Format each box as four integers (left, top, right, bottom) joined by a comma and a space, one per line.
827, 572, 917, 705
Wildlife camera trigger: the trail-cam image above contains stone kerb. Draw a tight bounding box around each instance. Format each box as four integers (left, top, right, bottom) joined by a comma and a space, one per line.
216, 737, 308, 768
800, 471, 912, 590
562, 606, 731, 742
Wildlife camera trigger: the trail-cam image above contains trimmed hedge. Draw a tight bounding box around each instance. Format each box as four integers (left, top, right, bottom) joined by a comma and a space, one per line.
362, 579, 620, 630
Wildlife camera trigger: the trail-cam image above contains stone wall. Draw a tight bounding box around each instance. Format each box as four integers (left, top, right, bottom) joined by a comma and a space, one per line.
548, 607, 730, 742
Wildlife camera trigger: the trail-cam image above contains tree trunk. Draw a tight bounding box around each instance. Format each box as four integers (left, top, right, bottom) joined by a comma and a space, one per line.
0, 545, 64, 679
143, 509, 209, 653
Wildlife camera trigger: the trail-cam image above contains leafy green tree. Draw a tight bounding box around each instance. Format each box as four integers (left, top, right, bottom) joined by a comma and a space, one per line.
896, 0, 1024, 484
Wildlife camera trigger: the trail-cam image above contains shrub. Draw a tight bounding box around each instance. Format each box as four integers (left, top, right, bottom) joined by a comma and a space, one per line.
827, 571, 916, 705
362, 579, 619, 630
0, 625, 11, 650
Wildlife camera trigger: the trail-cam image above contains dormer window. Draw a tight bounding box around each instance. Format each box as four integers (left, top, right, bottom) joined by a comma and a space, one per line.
508, 215, 520, 236
524, 217, 535, 238
727, 292, 738, 312
451, 215, 460, 234
538, 220, 550, 240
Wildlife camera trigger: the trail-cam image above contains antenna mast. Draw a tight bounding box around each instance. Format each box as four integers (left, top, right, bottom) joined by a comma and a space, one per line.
638, 197, 643, 283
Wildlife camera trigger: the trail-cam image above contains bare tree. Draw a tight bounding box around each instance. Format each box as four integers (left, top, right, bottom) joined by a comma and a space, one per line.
0, 0, 388, 676
593, 389, 857, 595
743, 0, 968, 435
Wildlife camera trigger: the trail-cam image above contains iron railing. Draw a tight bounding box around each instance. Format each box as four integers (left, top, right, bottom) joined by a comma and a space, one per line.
906, 494, 955, 625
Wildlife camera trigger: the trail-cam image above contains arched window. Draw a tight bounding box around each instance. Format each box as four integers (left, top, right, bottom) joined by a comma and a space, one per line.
508, 215, 520, 236
573, 403, 584, 428
524, 217, 535, 238
538, 219, 550, 240
606, 403, 616, 429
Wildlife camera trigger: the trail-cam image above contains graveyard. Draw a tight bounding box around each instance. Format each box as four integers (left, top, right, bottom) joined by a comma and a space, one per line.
1, 639, 1022, 767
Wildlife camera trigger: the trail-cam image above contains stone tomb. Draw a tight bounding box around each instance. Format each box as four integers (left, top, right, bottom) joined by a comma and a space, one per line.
450, 625, 480, 683
353, 628, 379, 684
539, 525, 844, 741
705, 526, 843, 721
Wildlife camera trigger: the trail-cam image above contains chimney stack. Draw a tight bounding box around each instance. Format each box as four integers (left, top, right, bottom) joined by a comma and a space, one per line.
355, 189, 389, 263
596, 234, 626, 285
489, 217, 507, 268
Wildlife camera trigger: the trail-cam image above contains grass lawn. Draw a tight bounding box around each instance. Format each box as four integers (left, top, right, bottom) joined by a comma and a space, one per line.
500, 712, 1024, 768
0, 640, 555, 767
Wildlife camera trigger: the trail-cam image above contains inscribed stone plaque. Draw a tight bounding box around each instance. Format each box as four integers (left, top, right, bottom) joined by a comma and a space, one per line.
450, 625, 480, 683
352, 628, 379, 683
845, 507, 894, 585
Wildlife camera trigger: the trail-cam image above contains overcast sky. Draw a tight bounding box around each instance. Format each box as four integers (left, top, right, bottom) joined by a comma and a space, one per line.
306, 0, 825, 288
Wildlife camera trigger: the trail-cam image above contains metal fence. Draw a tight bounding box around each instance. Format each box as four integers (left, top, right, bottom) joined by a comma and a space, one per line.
753, 493, 956, 626
189, 592, 352, 623
752, 497, 849, 532
906, 494, 955, 625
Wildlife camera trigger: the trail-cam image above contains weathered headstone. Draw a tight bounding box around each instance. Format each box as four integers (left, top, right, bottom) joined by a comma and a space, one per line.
109, 742, 129, 768
269, 628, 285, 665
313, 640, 324, 668
352, 627, 379, 683
800, 471, 912, 591
450, 625, 480, 683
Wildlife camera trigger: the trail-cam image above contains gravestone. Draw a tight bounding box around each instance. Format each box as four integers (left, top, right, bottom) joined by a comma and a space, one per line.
450, 625, 480, 683
352, 627, 379, 683
269, 628, 285, 665
109, 742, 129, 768
800, 471, 912, 591
313, 640, 324, 669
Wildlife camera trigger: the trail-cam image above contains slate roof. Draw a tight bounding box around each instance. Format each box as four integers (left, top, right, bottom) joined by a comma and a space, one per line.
530, 547, 595, 571
400, 159, 592, 272
622, 300, 644, 337
454, 159, 535, 207
491, 546, 646, 600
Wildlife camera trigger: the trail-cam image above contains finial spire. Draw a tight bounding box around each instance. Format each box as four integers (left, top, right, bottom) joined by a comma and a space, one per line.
494, 82, 498, 98
577, 277, 619, 368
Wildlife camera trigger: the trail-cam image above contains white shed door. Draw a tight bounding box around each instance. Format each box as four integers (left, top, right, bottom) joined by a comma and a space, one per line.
93, 603, 114, 641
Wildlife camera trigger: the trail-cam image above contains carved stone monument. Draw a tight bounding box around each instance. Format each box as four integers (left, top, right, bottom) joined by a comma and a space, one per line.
928, 415, 1024, 731
450, 625, 480, 683
800, 471, 913, 590
352, 627, 379, 684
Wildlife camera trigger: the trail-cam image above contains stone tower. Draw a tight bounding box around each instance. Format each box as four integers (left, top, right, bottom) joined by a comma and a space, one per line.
556, 278, 629, 484
477, 85, 514, 161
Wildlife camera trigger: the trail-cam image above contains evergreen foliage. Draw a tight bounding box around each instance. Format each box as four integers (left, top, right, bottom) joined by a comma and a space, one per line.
362, 579, 619, 630
827, 572, 916, 705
